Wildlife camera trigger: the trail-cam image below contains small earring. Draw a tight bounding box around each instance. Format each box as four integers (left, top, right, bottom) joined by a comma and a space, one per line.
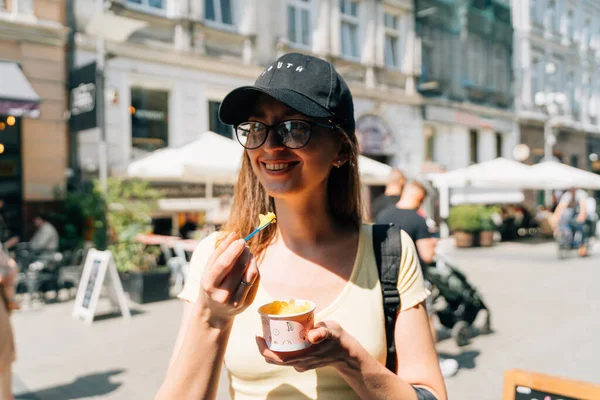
336, 161, 342, 168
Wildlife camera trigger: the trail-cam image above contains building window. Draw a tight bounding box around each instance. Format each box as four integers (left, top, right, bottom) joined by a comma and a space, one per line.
287, 0, 311, 47
469, 129, 478, 164
6, 0, 35, 14
127, 0, 165, 11
205, 0, 233, 26
545, 0, 559, 34
493, 44, 509, 93
384, 13, 401, 68
583, 18, 591, 48
0, 116, 23, 239
130, 87, 169, 155
208, 101, 232, 138
530, 0, 542, 25
567, 70, 576, 114
340, 0, 360, 59
467, 35, 486, 87
531, 56, 542, 104
566, 9, 574, 39
420, 24, 439, 82
495, 133, 503, 158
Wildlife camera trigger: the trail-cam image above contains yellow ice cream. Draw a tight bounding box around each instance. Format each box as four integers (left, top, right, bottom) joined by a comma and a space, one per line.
258, 212, 276, 228
260, 300, 312, 316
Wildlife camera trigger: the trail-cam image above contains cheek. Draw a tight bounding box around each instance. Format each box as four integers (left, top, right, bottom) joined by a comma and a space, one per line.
246, 150, 261, 171
303, 135, 340, 166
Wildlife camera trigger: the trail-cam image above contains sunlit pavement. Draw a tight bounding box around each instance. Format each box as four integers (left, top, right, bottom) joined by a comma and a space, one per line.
10, 238, 600, 399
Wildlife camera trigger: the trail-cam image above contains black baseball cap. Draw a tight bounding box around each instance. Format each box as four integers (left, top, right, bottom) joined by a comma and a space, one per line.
219, 53, 355, 135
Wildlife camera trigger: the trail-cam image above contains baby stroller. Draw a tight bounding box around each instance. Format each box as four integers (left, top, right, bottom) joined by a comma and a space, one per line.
426, 257, 492, 346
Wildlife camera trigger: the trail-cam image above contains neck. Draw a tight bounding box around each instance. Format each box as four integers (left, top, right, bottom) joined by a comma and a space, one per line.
272, 185, 342, 246
384, 187, 400, 196
397, 198, 420, 210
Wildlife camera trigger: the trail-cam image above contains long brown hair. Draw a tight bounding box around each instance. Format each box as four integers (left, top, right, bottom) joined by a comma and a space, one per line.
217, 125, 363, 258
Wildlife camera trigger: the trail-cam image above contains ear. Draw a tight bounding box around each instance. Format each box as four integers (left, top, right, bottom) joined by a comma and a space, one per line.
332, 138, 351, 168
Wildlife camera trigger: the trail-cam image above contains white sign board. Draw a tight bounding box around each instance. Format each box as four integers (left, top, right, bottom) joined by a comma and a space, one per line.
72, 249, 130, 324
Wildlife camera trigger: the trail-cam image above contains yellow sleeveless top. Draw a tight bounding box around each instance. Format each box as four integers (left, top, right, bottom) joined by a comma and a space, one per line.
179, 224, 429, 400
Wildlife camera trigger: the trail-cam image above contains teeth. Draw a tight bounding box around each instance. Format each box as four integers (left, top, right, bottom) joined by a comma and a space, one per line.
265, 163, 291, 171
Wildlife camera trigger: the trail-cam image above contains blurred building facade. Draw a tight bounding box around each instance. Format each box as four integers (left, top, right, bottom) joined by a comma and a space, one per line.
72, 0, 424, 180
512, 0, 600, 173
0, 0, 69, 238
414, 0, 516, 172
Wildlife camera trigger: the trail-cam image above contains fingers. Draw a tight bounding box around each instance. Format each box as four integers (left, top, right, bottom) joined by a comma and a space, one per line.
307, 322, 332, 344
221, 246, 253, 294
229, 260, 260, 308
255, 337, 321, 371
205, 237, 247, 287
205, 232, 238, 274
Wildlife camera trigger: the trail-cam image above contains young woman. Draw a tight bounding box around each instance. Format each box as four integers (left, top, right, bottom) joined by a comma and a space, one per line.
156, 53, 447, 400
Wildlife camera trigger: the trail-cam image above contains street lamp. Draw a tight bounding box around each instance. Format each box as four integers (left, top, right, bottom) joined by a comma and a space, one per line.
85, 1, 147, 192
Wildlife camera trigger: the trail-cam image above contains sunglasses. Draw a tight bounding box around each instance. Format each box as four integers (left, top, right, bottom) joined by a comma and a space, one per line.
235, 120, 335, 150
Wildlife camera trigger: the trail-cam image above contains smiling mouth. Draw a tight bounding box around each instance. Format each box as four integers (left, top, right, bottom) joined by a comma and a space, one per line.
262, 162, 299, 172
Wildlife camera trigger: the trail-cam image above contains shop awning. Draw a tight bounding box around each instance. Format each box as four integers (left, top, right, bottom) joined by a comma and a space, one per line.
0, 62, 41, 118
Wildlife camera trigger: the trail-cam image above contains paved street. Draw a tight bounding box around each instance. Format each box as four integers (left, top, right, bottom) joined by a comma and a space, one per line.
10, 239, 600, 400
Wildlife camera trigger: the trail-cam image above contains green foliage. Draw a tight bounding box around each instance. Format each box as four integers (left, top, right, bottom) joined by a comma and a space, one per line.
51, 185, 106, 251
448, 205, 481, 233
479, 206, 501, 232
448, 205, 500, 233
102, 178, 163, 273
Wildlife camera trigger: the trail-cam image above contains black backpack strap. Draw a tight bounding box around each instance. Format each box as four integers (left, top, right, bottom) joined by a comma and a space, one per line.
372, 223, 402, 373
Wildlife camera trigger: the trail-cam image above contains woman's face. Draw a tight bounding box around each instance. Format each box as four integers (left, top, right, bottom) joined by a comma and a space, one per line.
245, 95, 344, 199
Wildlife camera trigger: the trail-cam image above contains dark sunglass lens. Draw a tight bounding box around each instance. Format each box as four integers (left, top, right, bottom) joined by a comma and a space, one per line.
237, 122, 266, 148
279, 121, 311, 149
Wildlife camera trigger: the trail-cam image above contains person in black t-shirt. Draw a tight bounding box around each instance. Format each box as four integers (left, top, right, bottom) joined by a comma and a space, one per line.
375, 180, 459, 378
371, 168, 406, 220
375, 180, 438, 268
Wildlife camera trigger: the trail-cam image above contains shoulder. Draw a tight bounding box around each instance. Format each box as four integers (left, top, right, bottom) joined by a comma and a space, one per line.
397, 230, 429, 311
178, 232, 220, 302
190, 232, 220, 261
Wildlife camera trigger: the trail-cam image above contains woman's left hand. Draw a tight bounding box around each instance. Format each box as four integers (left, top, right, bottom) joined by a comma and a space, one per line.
255, 320, 351, 372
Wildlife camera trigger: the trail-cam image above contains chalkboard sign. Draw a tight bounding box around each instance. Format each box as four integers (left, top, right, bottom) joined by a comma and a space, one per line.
504, 369, 600, 400
82, 258, 101, 309
73, 249, 130, 324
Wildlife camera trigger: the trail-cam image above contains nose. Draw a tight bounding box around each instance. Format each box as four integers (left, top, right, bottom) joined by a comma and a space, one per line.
262, 125, 286, 152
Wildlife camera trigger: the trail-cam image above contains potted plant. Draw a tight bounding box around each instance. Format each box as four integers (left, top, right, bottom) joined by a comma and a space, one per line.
50, 185, 106, 251
448, 205, 481, 248
104, 178, 170, 304
478, 206, 500, 247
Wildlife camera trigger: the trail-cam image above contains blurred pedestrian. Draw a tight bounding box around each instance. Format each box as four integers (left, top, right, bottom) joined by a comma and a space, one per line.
376, 181, 438, 267
179, 213, 198, 239
29, 213, 59, 254
553, 187, 589, 257
0, 248, 18, 400
371, 168, 406, 220
376, 180, 458, 378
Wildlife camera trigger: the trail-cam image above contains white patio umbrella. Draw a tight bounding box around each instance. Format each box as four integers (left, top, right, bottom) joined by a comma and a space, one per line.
358, 155, 392, 185
429, 157, 540, 189
529, 161, 600, 190
127, 146, 185, 181
180, 132, 244, 184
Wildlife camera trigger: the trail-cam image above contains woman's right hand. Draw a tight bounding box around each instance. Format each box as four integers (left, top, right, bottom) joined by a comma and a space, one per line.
196, 232, 260, 327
